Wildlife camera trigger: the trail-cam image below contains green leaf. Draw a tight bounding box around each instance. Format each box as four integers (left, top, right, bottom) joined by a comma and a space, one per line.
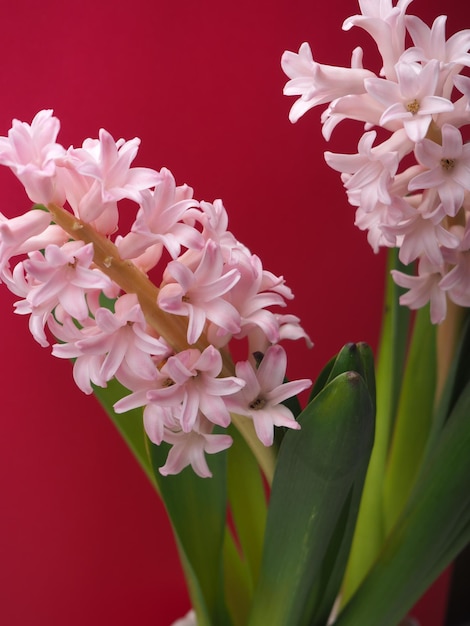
341, 250, 412, 604
308, 353, 336, 401
335, 379, 470, 626
309, 342, 374, 402
383, 305, 436, 534
227, 425, 267, 589
148, 439, 232, 626
223, 529, 253, 626
94, 379, 232, 625
248, 370, 375, 626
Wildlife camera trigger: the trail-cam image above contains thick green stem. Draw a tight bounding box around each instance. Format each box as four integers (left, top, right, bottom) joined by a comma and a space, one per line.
341, 249, 411, 605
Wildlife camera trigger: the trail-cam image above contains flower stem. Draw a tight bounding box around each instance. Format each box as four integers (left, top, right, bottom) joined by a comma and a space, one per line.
46, 203, 276, 483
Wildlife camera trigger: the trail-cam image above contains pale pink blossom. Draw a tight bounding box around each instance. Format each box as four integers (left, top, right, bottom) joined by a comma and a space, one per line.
62, 129, 161, 233
365, 60, 454, 142
403, 15, 470, 96
391, 257, 447, 323
325, 131, 402, 212
23, 241, 112, 321
58, 167, 120, 235
52, 294, 171, 392
217, 252, 291, 346
439, 225, 470, 307
158, 240, 241, 344
343, 0, 413, 79
454, 75, 470, 105
113, 367, 178, 444
117, 167, 202, 261
49, 315, 106, 393
4, 257, 56, 346
0, 210, 66, 278
245, 315, 313, 357
145, 346, 245, 433
281, 42, 375, 123
354, 198, 405, 252
159, 416, 233, 478
382, 197, 459, 265
0, 110, 66, 205
225, 345, 311, 446
68, 129, 161, 203
409, 124, 470, 216
321, 93, 388, 140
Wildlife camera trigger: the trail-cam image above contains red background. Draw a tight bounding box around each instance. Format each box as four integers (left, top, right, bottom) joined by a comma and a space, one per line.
0, 1, 463, 624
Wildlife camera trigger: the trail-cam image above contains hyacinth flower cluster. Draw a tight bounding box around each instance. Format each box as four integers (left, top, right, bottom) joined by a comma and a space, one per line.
0, 109, 312, 477
282, 0, 470, 324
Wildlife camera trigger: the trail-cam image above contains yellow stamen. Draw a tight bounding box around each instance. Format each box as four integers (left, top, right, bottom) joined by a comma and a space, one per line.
406, 99, 420, 115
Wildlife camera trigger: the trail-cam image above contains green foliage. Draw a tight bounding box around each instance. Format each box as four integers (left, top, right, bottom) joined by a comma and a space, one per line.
335, 377, 470, 626
247, 351, 375, 626
148, 438, 232, 626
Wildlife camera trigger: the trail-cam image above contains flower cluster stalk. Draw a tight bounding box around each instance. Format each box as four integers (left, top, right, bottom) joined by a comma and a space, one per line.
0, 111, 311, 480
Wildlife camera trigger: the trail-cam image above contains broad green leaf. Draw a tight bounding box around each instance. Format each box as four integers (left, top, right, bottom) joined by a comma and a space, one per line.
326, 343, 368, 385
309, 353, 336, 401
149, 439, 232, 626
341, 250, 412, 604
309, 342, 375, 402
248, 371, 374, 626
223, 529, 253, 626
227, 425, 267, 589
335, 379, 470, 626
383, 305, 436, 534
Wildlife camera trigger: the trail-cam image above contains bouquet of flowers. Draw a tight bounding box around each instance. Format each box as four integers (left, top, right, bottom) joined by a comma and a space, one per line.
1, 1, 469, 625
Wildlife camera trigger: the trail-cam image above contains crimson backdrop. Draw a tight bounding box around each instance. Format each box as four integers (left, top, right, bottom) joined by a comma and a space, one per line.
0, 1, 464, 624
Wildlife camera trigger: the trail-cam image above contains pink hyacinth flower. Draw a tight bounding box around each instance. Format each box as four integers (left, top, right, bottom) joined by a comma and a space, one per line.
391, 256, 447, 324
24, 240, 112, 321
365, 60, 454, 142
158, 240, 241, 345
282, 42, 375, 123
343, 0, 413, 79
409, 124, 470, 217
159, 416, 233, 478
0, 110, 66, 205
225, 344, 312, 447
146, 345, 245, 433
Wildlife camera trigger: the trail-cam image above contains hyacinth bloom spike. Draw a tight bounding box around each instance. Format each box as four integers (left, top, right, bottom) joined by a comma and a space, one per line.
283, 0, 470, 324
0, 109, 312, 476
